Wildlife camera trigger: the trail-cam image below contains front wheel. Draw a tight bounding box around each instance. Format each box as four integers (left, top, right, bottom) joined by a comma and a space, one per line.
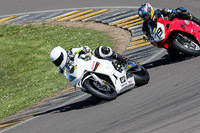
172, 34, 200, 56
83, 79, 117, 101
127, 64, 150, 86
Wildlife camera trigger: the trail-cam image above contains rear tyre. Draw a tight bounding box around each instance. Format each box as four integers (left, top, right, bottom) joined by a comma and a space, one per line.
83, 79, 117, 101
129, 64, 150, 86
172, 34, 200, 56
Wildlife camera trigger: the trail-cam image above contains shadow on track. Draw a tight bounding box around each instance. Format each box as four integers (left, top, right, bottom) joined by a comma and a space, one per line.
34, 54, 195, 117
34, 96, 106, 116
143, 55, 171, 69
143, 54, 195, 69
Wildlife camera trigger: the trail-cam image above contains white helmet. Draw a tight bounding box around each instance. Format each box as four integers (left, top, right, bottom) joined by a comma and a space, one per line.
50, 46, 68, 69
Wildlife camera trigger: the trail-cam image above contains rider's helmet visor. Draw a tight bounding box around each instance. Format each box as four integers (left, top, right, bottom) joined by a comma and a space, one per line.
52, 52, 64, 67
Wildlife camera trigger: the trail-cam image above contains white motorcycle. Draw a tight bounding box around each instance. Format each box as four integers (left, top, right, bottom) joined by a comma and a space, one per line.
67, 54, 150, 100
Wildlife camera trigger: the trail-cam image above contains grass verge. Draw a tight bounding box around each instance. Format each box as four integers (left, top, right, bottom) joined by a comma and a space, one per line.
0, 23, 113, 120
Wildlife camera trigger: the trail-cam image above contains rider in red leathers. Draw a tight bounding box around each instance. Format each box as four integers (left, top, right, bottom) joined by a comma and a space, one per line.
138, 3, 200, 60
138, 3, 200, 39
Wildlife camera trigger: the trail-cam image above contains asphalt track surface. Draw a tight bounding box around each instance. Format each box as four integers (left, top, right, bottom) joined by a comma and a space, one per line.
1, 0, 200, 133
0, 0, 200, 17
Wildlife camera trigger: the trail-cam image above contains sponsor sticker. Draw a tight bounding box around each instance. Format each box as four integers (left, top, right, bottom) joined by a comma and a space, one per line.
91, 61, 95, 70
184, 20, 189, 25
121, 83, 128, 88
127, 65, 132, 68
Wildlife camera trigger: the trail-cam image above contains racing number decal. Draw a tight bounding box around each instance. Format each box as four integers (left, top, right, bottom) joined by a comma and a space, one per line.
156, 27, 163, 39
120, 76, 126, 83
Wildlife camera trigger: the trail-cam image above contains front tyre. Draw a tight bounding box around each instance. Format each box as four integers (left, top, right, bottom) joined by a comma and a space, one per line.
172, 34, 200, 56
83, 79, 117, 101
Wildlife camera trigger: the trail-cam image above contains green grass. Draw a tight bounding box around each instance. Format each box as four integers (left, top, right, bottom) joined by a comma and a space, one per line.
0, 23, 113, 120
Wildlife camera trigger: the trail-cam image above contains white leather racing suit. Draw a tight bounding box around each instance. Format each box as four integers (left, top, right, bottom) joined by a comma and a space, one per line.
59, 46, 127, 79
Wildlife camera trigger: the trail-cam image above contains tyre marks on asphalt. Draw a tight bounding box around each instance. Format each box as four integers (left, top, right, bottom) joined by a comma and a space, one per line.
0, 7, 160, 63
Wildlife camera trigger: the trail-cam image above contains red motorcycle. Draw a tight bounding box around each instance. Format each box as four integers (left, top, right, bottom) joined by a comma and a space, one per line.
151, 17, 200, 59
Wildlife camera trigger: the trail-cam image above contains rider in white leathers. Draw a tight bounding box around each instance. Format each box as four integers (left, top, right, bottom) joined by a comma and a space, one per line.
50, 46, 128, 79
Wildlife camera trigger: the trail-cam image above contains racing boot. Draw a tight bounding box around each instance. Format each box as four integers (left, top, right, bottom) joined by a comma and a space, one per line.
179, 11, 200, 26
112, 52, 128, 64
184, 12, 200, 26
191, 16, 200, 26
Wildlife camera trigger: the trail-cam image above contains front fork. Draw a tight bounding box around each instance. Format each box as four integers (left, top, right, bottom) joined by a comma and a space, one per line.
77, 73, 106, 92
90, 73, 106, 86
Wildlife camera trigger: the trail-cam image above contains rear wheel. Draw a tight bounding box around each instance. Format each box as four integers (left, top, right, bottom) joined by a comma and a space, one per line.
83, 79, 117, 101
172, 34, 200, 56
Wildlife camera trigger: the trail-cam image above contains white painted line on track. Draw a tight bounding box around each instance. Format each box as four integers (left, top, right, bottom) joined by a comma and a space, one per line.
141, 49, 166, 65
0, 93, 87, 133
0, 117, 37, 133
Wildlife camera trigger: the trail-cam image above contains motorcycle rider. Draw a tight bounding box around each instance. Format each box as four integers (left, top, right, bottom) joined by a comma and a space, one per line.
138, 3, 200, 40
49, 46, 128, 79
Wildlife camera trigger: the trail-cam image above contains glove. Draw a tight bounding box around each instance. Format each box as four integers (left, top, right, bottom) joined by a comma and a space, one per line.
85, 53, 92, 57
165, 9, 177, 21
82, 46, 91, 53
143, 35, 150, 41
168, 13, 177, 21
79, 53, 92, 60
